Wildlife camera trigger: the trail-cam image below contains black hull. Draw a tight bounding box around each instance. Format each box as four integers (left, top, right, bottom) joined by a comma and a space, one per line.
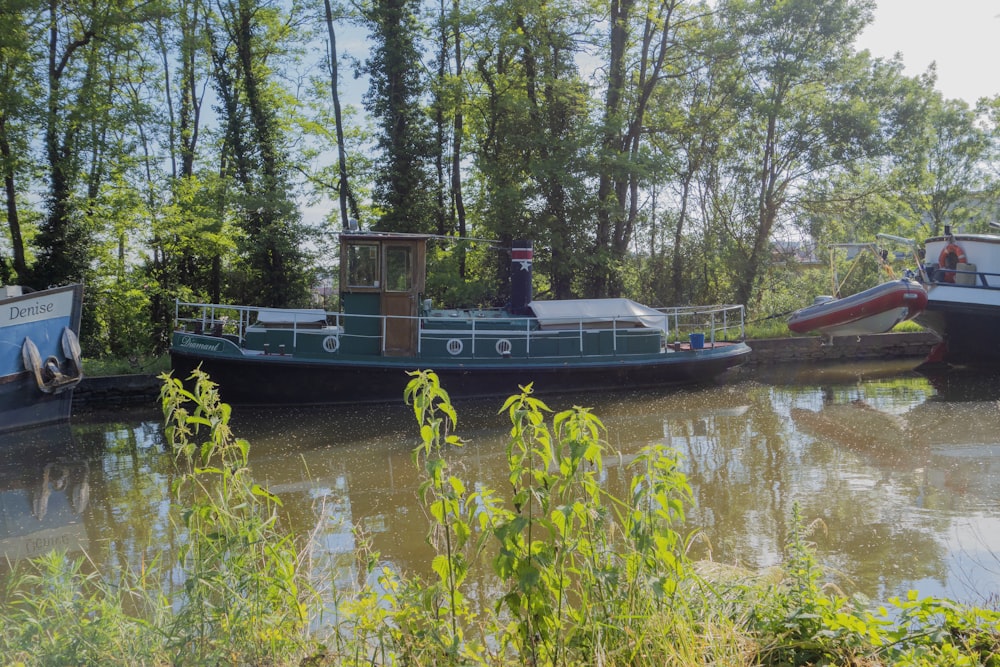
918, 302, 1000, 365
0, 373, 74, 436
170, 347, 750, 406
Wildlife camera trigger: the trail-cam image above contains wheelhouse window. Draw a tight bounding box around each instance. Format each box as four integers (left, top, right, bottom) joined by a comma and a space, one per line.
347, 244, 379, 287
385, 246, 413, 292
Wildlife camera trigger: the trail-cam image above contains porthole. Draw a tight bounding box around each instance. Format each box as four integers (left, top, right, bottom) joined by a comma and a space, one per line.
322, 335, 340, 353
495, 339, 513, 356
446, 338, 464, 355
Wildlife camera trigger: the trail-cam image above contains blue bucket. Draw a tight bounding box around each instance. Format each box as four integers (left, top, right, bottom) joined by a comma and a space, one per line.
689, 332, 705, 349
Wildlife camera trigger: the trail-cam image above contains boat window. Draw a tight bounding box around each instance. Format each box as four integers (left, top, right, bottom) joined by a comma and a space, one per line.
385, 246, 413, 292
347, 244, 379, 287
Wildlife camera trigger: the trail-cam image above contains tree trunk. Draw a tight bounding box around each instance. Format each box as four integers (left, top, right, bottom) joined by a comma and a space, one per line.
323, 0, 353, 229
0, 116, 28, 279
450, 0, 466, 275
592, 0, 633, 297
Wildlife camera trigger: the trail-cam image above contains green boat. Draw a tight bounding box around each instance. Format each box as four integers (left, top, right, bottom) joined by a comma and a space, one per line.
170, 231, 750, 405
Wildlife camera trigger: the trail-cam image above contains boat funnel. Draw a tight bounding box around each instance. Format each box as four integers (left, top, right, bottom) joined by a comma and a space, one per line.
510, 240, 533, 315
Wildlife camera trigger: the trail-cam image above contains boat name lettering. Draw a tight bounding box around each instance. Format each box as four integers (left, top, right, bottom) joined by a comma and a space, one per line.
1, 290, 73, 328
9, 301, 55, 321
180, 336, 224, 352
25, 534, 75, 555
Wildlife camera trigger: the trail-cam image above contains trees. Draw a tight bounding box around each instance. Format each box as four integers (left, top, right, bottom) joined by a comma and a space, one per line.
31, 0, 152, 289
3, 0, 998, 358
362, 0, 438, 233
712, 0, 884, 308
322, 0, 357, 230
591, 0, 711, 298
467, 0, 593, 300
896, 91, 993, 237
207, 0, 313, 306
0, 0, 45, 283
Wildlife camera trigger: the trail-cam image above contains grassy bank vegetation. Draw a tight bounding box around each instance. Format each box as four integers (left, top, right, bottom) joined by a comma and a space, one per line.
743, 316, 926, 341
1, 369, 997, 666
81, 353, 170, 377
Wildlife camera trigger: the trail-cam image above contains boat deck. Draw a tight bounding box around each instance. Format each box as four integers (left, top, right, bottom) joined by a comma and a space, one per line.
174, 301, 747, 362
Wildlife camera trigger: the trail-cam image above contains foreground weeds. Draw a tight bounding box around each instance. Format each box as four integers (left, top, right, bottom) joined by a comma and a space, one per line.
1, 369, 998, 665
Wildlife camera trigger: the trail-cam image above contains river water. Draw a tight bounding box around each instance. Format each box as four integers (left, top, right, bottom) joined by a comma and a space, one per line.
3, 360, 1000, 606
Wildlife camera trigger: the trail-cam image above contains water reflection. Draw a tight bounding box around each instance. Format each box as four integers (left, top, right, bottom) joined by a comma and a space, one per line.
2, 361, 1000, 606
0, 424, 93, 564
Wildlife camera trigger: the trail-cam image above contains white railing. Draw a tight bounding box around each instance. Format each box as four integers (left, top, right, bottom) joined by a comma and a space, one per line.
658, 304, 746, 347
174, 300, 746, 358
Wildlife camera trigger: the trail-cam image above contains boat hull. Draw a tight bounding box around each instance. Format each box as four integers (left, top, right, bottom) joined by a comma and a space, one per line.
916, 288, 1000, 364
917, 234, 1000, 364
787, 279, 927, 337
1, 285, 84, 434
170, 336, 751, 406
0, 376, 76, 436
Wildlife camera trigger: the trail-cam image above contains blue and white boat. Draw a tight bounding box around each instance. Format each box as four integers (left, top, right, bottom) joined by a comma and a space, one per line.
914, 225, 1000, 365
1, 284, 84, 434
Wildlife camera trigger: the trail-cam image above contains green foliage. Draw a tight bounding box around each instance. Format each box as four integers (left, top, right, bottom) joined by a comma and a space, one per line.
0, 369, 318, 665
733, 502, 1000, 667
159, 368, 312, 662
424, 242, 496, 308
81, 352, 170, 376
7, 0, 1000, 360
389, 373, 702, 665
84, 275, 156, 358
362, 0, 438, 234
0, 550, 166, 666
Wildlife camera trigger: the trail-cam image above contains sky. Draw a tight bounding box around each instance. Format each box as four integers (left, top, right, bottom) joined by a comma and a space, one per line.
855, 0, 1000, 103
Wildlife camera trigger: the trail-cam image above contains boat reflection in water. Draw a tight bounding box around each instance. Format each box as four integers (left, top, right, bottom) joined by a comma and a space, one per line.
0, 424, 91, 564
789, 365, 1000, 601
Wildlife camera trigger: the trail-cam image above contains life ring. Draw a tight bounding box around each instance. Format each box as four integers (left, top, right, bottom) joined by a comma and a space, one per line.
937, 243, 967, 283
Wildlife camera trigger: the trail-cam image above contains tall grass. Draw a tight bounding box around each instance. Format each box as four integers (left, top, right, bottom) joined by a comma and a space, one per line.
0, 369, 997, 665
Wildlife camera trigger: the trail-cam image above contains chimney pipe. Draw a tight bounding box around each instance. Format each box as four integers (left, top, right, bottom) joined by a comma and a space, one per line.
510, 240, 533, 315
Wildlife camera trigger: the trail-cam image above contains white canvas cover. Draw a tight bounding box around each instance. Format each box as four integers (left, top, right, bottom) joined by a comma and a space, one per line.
255, 308, 328, 325
529, 298, 669, 333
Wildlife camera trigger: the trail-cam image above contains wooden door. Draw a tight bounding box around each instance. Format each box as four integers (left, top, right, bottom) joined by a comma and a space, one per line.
381, 242, 419, 355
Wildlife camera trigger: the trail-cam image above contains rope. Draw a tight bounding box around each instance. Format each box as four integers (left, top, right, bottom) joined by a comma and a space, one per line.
748, 308, 798, 324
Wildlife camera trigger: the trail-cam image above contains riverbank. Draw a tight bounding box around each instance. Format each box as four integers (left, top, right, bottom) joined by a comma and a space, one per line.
73, 331, 939, 406
742, 330, 938, 367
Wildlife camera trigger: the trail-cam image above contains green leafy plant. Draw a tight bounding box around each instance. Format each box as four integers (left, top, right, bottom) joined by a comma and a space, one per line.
398, 374, 702, 666
159, 367, 311, 663
395, 369, 488, 664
